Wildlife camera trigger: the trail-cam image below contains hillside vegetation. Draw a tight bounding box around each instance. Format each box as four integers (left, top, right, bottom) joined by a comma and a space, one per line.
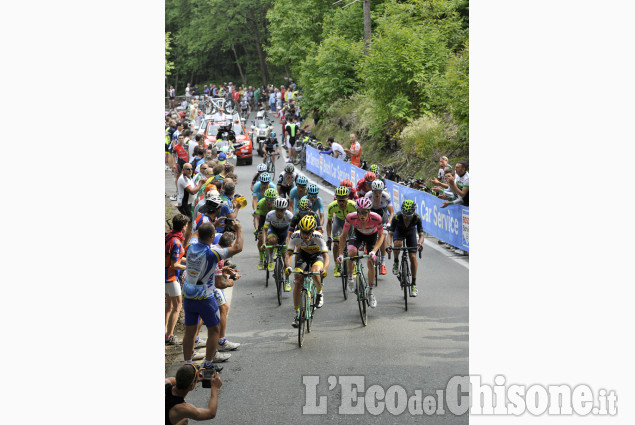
166, 0, 469, 178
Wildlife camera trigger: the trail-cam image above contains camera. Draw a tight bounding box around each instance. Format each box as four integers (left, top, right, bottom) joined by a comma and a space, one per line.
224, 217, 235, 232
201, 364, 223, 388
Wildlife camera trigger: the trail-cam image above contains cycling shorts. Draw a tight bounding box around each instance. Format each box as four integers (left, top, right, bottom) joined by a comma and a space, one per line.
331, 216, 346, 240
183, 296, 220, 327
392, 227, 418, 253
293, 250, 324, 271
266, 226, 288, 244
347, 229, 378, 253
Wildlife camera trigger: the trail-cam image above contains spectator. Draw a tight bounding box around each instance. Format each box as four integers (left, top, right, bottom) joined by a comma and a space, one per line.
185, 83, 192, 103
441, 160, 469, 208
168, 85, 176, 108
212, 232, 242, 352
212, 108, 226, 122
431, 156, 451, 188
165, 363, 222, 424
182, 221, 244, 370
344, 133, 361, 167
285, 116, 299, 163
177, 163, 206, 246
165, 213, 188, 345
319, 136, 346, 161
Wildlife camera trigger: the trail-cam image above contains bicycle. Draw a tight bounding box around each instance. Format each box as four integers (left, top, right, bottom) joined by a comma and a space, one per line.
387, 246, 422, 311
264, 243, 287, 306
339, 244, 348, 300
342, 249, 373, 326
264, 152, 279, 175
290, 269, 321, 347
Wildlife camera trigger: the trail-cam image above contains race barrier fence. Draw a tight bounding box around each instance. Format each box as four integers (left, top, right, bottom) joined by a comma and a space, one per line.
305, 146, 469, 252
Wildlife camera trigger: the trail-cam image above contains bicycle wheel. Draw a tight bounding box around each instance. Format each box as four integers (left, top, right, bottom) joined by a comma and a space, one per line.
275, 257, 283, 306
400, 256, 409, 311
264, 256, 269, 288
356, 272, 368, 326
299, 289, 307, 347
306, 288, 313, 333
341, 260, 348, 300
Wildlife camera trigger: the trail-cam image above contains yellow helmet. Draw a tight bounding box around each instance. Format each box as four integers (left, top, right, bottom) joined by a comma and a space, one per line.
299, 214, 317, 232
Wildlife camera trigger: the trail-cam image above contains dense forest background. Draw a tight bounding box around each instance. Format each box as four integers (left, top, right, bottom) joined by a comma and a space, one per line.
166, 0, 468, 180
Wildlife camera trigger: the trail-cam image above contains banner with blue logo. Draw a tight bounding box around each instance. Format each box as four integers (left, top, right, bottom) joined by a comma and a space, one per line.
305, 146, 468, 252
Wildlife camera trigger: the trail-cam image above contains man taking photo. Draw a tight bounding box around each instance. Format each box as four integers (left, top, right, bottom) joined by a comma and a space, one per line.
165, 363, 222, 424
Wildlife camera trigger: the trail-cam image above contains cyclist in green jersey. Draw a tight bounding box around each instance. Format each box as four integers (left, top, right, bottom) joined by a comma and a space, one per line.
326, 186, 357, 277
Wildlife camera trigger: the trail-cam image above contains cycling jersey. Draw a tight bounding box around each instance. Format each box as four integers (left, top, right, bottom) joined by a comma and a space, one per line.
455, 172, 469, 207
287, 231, 328, 255
289, 211, 323, 233
341, 211, 383, 236
389, 213, 424, 235
327, 199, 356, 221
255, 197, 275, 217
252, 181, 277, 202
264, 137, 278, 152
289, 187, 308, 212
365, 190, 392, 220
277, 171, 298, 188
182, 242, 229, 300
264, 209, 293, 229
356, 178, 371, 198
306, 196, 324, 214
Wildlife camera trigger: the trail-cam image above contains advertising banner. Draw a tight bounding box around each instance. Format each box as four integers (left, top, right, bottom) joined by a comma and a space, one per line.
305, 146, 468, 251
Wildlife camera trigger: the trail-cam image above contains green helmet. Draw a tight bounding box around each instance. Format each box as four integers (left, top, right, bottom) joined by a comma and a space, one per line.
335, 186, 350, 199
298, 197, 312, 211
370, 164, 379, 174
264, 188, 278, 200
401, 199, 416, 215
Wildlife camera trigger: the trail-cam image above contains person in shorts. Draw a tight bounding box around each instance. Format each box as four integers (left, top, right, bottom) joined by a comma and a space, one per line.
165, 213, 188, 345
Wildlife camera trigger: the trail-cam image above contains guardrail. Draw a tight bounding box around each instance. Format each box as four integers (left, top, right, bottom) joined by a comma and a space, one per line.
305, 146, 469, 252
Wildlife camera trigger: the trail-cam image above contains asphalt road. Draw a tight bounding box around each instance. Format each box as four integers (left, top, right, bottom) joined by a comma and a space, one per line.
166, 111, 469, 424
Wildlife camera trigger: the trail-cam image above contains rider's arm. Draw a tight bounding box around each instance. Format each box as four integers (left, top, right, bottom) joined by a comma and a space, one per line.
326, 218, 333, 240
372, 232, 386, 255
387, 204, 395, 225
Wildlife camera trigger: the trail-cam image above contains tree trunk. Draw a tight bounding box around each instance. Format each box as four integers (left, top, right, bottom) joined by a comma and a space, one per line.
190, 70, 194, 86
253, 28, 269, 87
174, 68, 179, 95
231, 43, 247, 86
363, 0, 371, 56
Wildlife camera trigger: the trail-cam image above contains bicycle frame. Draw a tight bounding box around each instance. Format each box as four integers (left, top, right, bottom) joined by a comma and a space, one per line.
291, 269, 321, 347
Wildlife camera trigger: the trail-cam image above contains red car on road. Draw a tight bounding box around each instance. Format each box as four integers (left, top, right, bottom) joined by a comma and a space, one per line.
204, 116, 253, 165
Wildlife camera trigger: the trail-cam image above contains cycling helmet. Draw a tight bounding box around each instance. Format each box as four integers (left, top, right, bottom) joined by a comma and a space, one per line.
264, 188, 278, 200
205, 195, 223, 209
257, 163, 267, 172
364, 171, 377, 182
335, 186, 350, 199
259, 172, 271, 183
298, 197, 312, 211
401, 199, 416, 215
340, 179, 353, 188
270, 132, 276, 138
307, 183, 319, 195
273, 197, 288, 209
299, 214, 317, 232
296, 176, 308, 186
371, 180, 385, 192
356, 197, 372, 210
370, 164, 379, 174
284, 163, 295, 174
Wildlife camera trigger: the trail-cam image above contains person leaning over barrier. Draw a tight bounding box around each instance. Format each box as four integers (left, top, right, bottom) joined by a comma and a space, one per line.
165, 363, 222, 425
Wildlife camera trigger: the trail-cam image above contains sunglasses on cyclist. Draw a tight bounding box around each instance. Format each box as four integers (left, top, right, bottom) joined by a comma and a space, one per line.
357, 209, 369, 215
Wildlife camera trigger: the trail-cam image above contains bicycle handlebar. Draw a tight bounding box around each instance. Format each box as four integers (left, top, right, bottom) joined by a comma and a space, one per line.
290, 270, 322, 275
264, 244, 287, 249
342, 254, 372, 261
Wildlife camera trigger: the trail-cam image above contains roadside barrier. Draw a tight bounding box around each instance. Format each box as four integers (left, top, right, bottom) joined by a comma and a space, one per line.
305, 146, 469, 252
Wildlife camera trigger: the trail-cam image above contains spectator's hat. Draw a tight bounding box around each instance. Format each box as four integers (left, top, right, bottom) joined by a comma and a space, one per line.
218, 152, 227, 164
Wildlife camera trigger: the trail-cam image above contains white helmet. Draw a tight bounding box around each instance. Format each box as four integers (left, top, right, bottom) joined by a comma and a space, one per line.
371, 180, 385, 191
256, 110, 265, 119
273, 198, 289, 209
257, 163, 267, 172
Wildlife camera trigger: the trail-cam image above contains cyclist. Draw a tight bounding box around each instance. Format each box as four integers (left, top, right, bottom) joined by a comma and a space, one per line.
239, 97, 250, 118
364, 180, 394, 275
386, 200, 424, 297
251, 163, 267, 192
369, 164, 384, 182
356, 171, 376, 198
252, 172, 276, 210
337, 197, 385, 308
305, 183, 325, 226
284, 215, 330, 328
326, 186, 357, 278
338, 179, 358, 200
254, 188, 278, 270
262, 198, 294, 281
277, 163, 297, 199
287, 197, 323, 246
288, 175, 308, 212
262, 132, 280, 166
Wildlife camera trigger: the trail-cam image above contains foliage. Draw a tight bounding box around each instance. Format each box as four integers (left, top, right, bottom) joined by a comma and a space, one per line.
165, 32, 174, 77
